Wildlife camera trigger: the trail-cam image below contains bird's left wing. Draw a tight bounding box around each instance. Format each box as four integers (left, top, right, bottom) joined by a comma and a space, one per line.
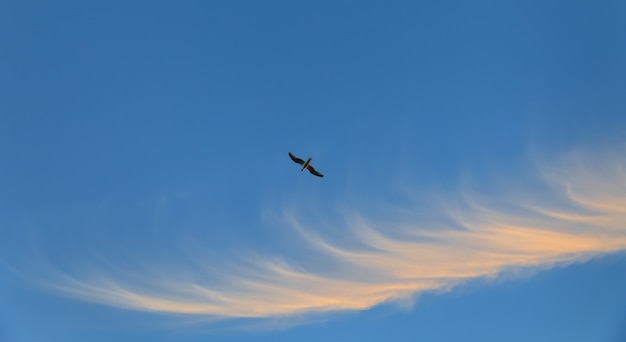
289, 152, 305, 165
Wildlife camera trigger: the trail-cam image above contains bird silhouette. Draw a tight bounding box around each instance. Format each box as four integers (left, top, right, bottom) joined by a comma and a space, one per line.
289, 152, 324, 177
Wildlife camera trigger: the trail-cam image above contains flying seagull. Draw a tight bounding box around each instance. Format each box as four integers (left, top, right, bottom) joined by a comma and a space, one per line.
289, 152, 324, 177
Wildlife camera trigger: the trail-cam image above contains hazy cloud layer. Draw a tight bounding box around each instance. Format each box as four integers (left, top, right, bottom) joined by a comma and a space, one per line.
35, 146, 626, 320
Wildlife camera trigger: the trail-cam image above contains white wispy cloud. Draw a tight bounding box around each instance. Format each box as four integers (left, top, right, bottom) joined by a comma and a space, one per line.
30, 145, 626, 321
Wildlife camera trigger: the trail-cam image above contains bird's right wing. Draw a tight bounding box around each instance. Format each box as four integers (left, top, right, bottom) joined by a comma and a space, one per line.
307, 165, 324, 177
289, 152, 305, 165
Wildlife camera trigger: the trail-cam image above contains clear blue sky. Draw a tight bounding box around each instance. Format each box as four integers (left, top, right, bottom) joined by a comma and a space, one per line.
2, 1, 626, 341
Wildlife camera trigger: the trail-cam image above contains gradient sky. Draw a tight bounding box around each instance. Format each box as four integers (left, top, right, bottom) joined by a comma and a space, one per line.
2, 1, 626, 341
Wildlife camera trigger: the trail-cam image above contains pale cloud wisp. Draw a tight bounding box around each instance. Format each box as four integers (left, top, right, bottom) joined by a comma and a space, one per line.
31, 146, 626, 321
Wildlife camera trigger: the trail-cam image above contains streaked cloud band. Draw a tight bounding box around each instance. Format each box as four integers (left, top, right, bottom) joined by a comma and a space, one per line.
38, 146, 626, 320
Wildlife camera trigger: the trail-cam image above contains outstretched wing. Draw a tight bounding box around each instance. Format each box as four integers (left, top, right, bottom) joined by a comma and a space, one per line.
289, 152, 305, 165
306, 165, 324, 177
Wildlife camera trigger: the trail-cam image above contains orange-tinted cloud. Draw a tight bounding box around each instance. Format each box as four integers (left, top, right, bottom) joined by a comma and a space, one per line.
38, 146, 626, 320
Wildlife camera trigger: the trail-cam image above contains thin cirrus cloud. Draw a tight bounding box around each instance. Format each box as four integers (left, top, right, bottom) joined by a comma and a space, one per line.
37, 145, 626, 321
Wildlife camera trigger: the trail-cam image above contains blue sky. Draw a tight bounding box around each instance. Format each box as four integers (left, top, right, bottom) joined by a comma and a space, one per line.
1, 1, 626, 341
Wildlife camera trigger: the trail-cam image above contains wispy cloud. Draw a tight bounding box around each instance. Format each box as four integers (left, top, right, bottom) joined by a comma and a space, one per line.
29, 145, 626, 321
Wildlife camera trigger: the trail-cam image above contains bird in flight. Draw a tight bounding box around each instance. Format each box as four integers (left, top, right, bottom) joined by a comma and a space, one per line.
289, 152, 324, 177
